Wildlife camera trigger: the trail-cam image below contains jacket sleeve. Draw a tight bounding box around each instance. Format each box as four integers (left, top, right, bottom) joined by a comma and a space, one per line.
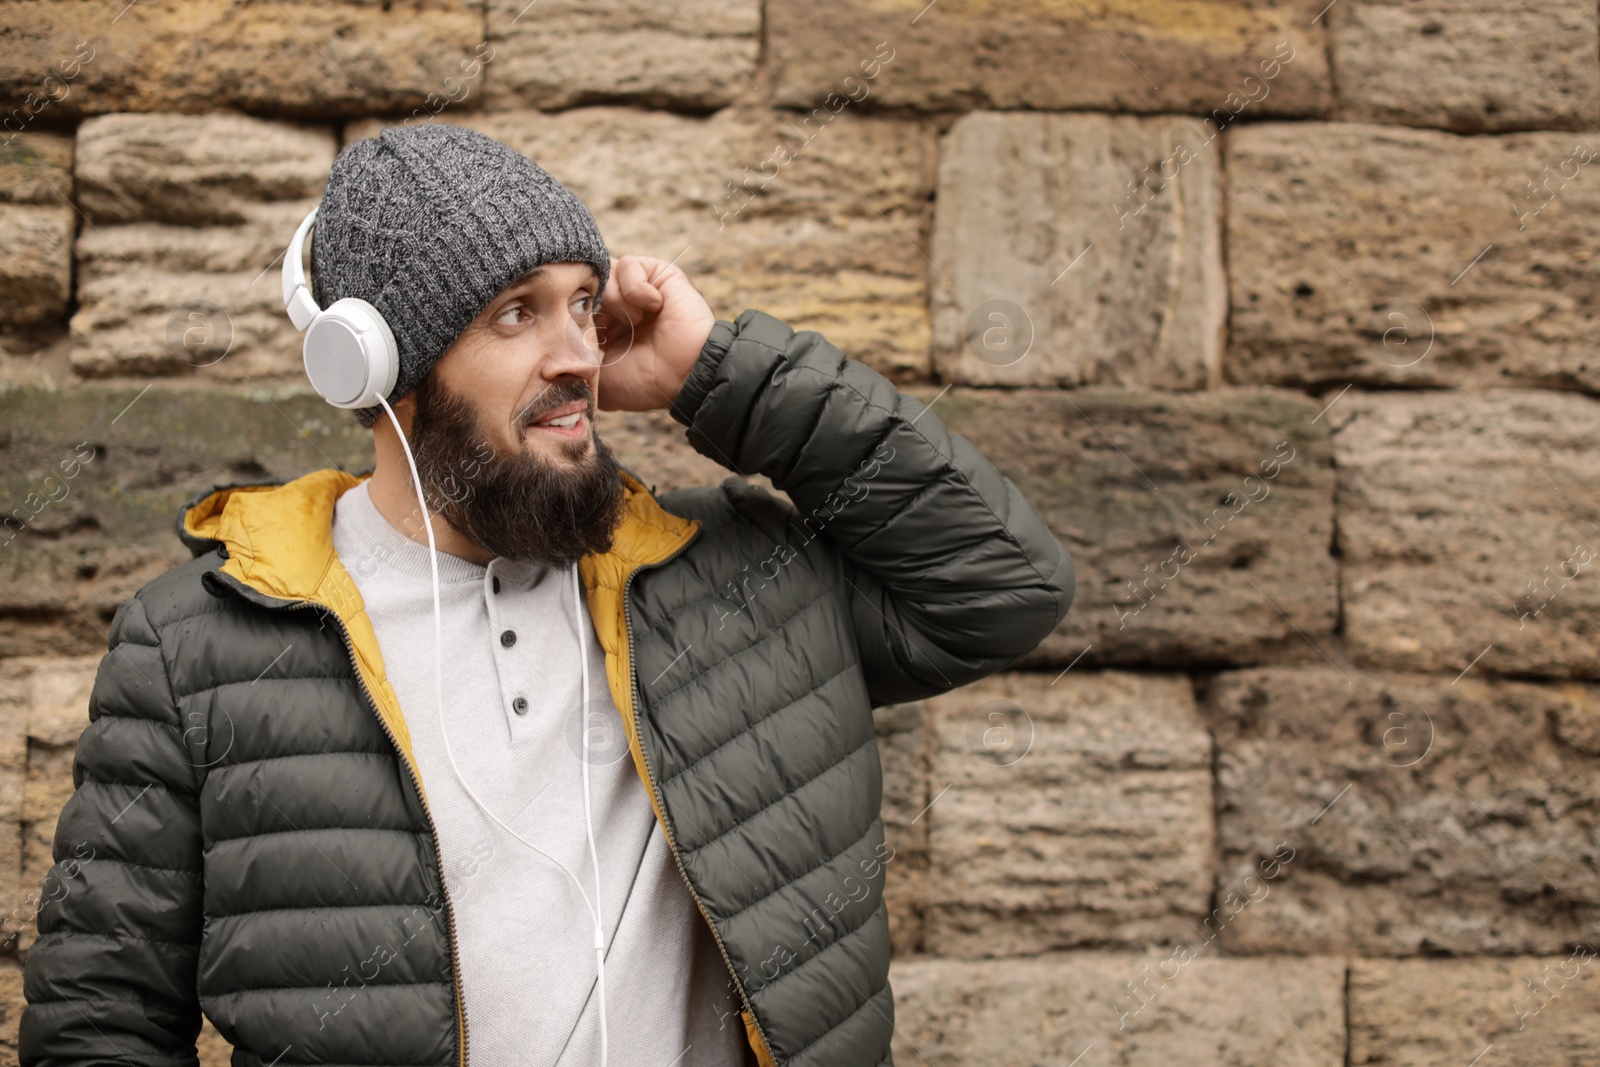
20, 594, 205, 1066
670, 308, 1075, 704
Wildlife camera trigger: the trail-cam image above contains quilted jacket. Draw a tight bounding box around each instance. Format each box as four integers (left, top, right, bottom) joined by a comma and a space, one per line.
20, 309, 1075, 1067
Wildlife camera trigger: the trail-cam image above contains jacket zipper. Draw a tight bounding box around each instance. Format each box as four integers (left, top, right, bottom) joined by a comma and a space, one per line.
618, 536, 777, 1066
211, 578, 471, 1067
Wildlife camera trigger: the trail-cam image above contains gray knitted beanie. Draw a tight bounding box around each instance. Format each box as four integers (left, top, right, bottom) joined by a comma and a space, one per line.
308, 123, 612, 426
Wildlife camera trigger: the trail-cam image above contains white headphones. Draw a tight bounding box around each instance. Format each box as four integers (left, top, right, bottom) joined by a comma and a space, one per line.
282, 206, 401, 410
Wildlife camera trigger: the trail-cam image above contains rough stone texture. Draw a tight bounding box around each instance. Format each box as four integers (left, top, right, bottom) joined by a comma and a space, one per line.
74, 113, 332, 226
1350, 957, 1600, 1065
10, 655, 93, 958
1207, 666, 1600, 956
18, 728, 69, 959
603, 406, 788, 504
0, 133, 71, 205
0, 0, 486, 119
484, 0, 760, 111
891, 954, 1347, 1066
874, 702, 930, 957
920, 672, 1213, 958
1227, 122, 1600, 393
1331, 389, 1600, 678
0, 662, 29, 964
930, 112, 1224, 390
0, 959, 23, 1061
348, 108, 934, 381
0, 384, 364, 656
198, 1020, 233, 1066
3, 10, 1600, 1053
68, 113, 335, 381
768, 0, 1333, 116
0, 205, 75, 328
0, 385, 762, 657
1332, 0, 1600, 132
14, 655, 95, 751
0, 134, 73, 328
931, 387, 1337, 669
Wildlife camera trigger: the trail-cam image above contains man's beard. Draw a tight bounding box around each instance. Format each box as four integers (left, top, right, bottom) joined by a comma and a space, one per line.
407, 375, 625, 567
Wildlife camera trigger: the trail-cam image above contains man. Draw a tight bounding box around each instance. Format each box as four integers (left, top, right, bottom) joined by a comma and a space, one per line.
20, 124, 1073, 1067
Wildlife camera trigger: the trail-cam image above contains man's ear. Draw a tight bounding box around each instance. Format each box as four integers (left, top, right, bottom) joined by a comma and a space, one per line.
390, 390, 418, 430
372, 391, 419, 449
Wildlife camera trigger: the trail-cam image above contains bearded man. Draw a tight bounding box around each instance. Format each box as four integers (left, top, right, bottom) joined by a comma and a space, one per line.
20, 124, 1074, 1067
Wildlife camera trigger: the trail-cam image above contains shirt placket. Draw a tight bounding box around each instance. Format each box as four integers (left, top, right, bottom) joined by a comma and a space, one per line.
483, 558, 536, 732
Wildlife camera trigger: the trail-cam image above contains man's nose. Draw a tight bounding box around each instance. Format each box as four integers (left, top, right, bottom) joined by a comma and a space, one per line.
541, 313, 603, 381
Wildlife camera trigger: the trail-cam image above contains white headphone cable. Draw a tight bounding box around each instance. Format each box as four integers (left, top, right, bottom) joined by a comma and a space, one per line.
376, 396, 610, 1066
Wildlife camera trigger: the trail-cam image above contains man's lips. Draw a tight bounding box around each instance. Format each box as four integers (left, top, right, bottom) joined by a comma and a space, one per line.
525, 398, 590, 439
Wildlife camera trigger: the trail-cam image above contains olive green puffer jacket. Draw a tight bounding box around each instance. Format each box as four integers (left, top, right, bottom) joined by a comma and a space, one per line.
20, 309, 1074, 1067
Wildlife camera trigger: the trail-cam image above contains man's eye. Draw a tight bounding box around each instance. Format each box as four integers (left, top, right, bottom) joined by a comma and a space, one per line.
496, 304, 528, 326
574, 293, 597, 316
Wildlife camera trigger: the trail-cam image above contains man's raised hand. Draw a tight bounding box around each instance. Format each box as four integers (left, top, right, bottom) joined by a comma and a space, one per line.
593, 254, 715, 412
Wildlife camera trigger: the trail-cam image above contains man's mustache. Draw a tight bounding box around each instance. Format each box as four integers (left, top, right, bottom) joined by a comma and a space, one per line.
516, 380, 595, 426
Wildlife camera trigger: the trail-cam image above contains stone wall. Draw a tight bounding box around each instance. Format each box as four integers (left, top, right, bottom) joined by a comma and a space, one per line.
2, 0, 1599, 1062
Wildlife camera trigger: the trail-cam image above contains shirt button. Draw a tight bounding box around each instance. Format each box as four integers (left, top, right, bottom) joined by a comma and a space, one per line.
512, 697, 529, 715
492, 576, 501, 594
500, 629, 516, 648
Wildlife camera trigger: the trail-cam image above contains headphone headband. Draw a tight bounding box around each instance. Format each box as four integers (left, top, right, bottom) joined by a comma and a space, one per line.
282, 207, 321, 331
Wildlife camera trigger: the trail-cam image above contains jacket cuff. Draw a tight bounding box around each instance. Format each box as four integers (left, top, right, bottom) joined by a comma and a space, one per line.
670, 317, 737, 427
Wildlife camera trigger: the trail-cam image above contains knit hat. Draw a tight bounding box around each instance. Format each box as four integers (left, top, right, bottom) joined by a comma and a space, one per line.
308, 123, 613, 426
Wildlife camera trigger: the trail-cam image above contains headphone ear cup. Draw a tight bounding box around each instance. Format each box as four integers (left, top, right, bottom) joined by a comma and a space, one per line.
303, 297, 400, 409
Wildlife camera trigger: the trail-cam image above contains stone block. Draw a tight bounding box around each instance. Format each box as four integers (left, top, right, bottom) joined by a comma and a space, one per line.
13, 655, 96, 750
69, 113, 335, 381
484, 0, 760, 111
75, 113, 332, 226
8, 656, 96, 957
1207, 666, 1600, 955
0, 661, 33, 958
0, 1, 485, 119
931, 386, 1338, 668
16, 655, 96, 954
1227, 122, 1600, 392
0, 202, 72, 329
0, 133, 73, 329
20, 734, 73, 960
930, 112, 1224, 390
1350, 956, 1600, 1065
874, 701, 929, 957
0, 959, 22, 1060
768, 0, 1332, 116
350, 108, 935, 380
0, 132, 71, 205
891, 953, 1347, 1066
921, 672, 1213, 957
1331, 389, 1600, 677
1332, 0, 1599, 132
